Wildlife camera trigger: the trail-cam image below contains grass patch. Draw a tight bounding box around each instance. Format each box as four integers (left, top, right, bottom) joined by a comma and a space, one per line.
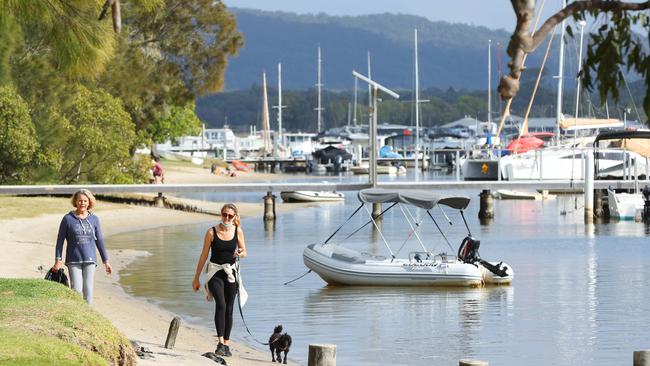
0, 196, 70, 220
0, 196, 127, 220
0, 279, 136, 366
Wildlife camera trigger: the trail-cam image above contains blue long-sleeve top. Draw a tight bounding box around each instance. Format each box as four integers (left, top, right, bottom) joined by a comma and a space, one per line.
55, 211, 109, 265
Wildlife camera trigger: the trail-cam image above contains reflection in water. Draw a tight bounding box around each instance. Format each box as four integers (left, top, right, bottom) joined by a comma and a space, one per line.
263, 219, 275, 234
108, 189, 650, 366
302, 286, 512, 365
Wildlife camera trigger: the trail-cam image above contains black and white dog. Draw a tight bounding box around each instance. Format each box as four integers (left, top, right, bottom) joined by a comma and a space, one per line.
269, 325, 292, 364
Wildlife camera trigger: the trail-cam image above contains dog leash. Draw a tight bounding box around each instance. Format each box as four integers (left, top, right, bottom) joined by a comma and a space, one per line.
234, 257, 271, 346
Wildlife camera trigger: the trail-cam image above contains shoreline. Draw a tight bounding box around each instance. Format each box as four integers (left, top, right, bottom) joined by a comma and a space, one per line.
0, 190, 305, 365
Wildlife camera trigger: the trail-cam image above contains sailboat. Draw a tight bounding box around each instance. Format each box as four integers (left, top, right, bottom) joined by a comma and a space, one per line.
497, 18, 646, 181
261, 72, 272, 157
460, 40, 501, 181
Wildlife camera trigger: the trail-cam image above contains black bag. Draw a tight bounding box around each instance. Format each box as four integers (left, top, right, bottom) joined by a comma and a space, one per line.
45, 268, 69, 287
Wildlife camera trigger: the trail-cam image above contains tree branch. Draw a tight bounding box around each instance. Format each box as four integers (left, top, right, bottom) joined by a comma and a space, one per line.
500, 0, 650, 103
531, 0, 650, 52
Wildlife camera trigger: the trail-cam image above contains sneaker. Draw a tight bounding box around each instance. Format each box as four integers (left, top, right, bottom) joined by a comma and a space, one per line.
223, 345, 232, 357
215, 343, 226, 356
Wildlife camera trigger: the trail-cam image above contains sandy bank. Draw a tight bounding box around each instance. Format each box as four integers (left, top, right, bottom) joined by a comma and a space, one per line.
0, 196, 301, 365
162, 161, 305, 185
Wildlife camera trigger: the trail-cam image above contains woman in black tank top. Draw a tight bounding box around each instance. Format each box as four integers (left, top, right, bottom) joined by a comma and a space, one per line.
192, 203, 248, 357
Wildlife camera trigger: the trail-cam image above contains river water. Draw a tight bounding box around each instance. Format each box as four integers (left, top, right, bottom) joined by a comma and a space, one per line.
108, 179, 650, 365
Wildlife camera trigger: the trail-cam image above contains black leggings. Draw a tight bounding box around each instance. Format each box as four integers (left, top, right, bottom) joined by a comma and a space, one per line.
207, 271, 238, 340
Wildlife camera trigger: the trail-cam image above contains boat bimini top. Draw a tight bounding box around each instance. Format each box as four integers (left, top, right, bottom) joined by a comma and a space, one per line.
357, 188, 470, 210
322, 188, 474, 260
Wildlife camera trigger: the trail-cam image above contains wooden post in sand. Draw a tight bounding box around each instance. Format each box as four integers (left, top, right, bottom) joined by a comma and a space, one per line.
459, 359, 488, 366
634, 350, 650, 366
308, 344, 336, 366
264, 192, 276, 221
164, 316, 181, 349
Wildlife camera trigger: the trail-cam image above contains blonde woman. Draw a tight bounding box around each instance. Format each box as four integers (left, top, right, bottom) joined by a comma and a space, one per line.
52, 189, 112, 304
192, 203, 248, 358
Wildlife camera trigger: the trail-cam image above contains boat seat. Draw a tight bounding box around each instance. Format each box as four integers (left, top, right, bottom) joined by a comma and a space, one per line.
331, 252, 365, 264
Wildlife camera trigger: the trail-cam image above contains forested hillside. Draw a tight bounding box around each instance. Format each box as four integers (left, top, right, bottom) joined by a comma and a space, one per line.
223, 8, 524, 90
198, 7, 645, 132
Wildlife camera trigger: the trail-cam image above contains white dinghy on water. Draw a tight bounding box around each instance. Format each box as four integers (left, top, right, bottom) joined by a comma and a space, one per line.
303, 188, 513, 287
280, 191, 345, 203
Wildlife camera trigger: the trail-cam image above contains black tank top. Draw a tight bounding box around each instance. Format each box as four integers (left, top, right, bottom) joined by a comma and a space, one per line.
209, 226, 238, 265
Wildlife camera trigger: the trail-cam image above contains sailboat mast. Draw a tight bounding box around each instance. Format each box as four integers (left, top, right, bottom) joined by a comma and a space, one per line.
414, 28, 420, 175
555, 0, 567, 145
315, 46, 324, 133
353, 77, 358, 126
488, 39, 492, 125
367, 51, 372, 127
574, 20, 587, 128
277, 63, 283, 146
261, 72, 271, 155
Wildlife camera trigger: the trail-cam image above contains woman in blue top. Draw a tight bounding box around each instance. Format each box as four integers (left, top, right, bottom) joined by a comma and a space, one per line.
192, 203, 248, 358
51, 189, 113, 304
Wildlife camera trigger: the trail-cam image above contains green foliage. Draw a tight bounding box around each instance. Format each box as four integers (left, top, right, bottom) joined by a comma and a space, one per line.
57, 86, 139, 183
100, 0, 242, 139
0, 0, 242, 184
148, 103, 203, 143
570, 8, 650, 121
0, 86, 38, 183
0, 0, 115, 78
0, 279, 135, 366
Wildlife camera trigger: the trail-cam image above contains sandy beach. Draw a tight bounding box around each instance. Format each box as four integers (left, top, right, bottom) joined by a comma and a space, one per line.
0, 166, 305, 365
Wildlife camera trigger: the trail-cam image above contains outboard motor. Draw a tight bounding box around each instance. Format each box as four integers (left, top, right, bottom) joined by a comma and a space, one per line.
458, 236, 510, 278
458, 236, 481, 263
643, 186, 650, 223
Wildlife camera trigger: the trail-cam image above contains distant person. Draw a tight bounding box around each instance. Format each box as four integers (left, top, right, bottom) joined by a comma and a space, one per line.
192, 203, 248, 358
51, 189, 112, 305
152, 156, 164, 184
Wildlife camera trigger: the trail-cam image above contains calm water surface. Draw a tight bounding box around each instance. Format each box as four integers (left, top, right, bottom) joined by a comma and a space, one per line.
108, 186, 650, 366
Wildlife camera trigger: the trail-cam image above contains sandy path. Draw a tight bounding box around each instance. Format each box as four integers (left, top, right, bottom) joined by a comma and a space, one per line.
0, 197, 302, 365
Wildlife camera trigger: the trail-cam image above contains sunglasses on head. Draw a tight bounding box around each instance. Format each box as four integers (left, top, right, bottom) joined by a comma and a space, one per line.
221, 212, 235, 219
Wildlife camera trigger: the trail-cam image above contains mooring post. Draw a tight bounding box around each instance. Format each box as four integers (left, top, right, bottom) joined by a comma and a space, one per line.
584, 151, 594, 223
634, 350, 650, 366
478, 190, 494, 219
263, 192, 276, 221
154, 192, 165, 208
593, 188, 605, 218
372, 203, 382, 220
164, 316, 181, 349
459, 359, 488, 366
308, 344, 336, 366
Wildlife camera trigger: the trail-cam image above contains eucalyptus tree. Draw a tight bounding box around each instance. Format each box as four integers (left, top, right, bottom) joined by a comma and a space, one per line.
0, 1, 116, 80
499, 0, 650, 121
99, 0, 243, 140
0, 86, 38, 183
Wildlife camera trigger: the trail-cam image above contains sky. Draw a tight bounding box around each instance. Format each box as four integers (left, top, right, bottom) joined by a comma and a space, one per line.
222, 0, 565, 31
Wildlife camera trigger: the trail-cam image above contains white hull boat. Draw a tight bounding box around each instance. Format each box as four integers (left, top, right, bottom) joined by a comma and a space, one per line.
304, 244, 511, 286
350, 164, 400, 175
607, 189, 643, 220
495, 189, 555, 200
303, 188, 514, 287
280, 191, 345, 203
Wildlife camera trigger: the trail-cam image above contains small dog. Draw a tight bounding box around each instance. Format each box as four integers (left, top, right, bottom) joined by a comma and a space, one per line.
269, 325, 292, 364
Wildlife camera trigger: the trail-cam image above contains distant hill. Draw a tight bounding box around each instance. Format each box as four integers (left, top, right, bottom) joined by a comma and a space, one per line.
222, 8, 559, 91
